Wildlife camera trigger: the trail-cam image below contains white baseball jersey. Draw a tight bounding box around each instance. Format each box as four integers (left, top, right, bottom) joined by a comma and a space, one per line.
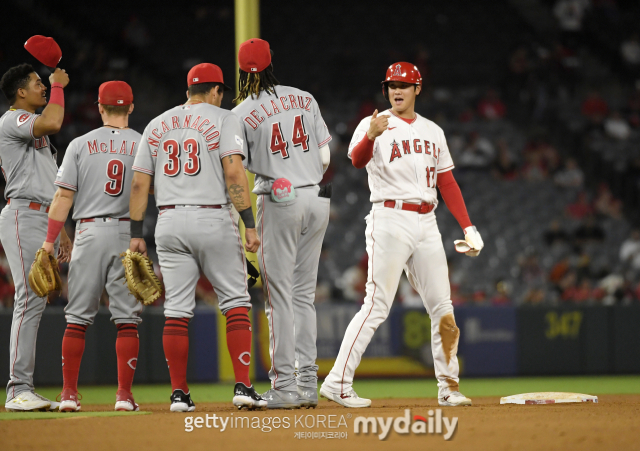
55, 127, 141, 220
348, 110, 454, 205
133, 103, 245, 206
232, 85, 332, 194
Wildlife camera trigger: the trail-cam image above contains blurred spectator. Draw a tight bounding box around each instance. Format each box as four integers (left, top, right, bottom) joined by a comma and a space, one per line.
522, 287, 547, 304
593, 183, 623, 219
544, 220, 570, 246
566, 191, 594, 219
457, 132, 495, 169
521, 150, 548, 181
581, 90, 609, 123
573, 215, 605, 245
554, 158, 584, 188
562, 277, 601, 303
620, 33, 640, 67
619, 229, 640, 270
625, 89, 640, 128
491, 281, 512, 306
477, 89, 506, 120
517, 249, 545, 287
491, 139, 518, 180
553, 0, 588, 44
604, 111, 631, 140
123, 16, 150, 49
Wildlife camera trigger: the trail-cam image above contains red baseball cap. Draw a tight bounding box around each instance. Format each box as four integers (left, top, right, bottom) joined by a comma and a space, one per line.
98, 81, 133, 106
187, 63, 231, 90
24, 35, 62, 68
238, 39, 271, 73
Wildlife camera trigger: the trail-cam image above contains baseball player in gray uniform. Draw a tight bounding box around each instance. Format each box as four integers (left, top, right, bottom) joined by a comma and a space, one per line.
0, 63, 72, 411
129, 63, 266, 412
232, 39, 332, 409
41, 81, 143, 412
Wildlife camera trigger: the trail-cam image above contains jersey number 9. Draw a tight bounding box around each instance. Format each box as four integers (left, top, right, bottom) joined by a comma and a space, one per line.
105, 159, 125, 197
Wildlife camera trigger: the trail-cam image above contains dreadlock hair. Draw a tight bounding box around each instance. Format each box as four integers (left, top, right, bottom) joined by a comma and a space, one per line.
233, 65, 280, 104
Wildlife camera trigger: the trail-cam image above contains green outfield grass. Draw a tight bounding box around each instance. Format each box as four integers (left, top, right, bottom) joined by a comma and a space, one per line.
31, 375, 640, 406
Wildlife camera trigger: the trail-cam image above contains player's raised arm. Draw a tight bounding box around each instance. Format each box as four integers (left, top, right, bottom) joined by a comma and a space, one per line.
221, 154, 259, 253
33, 68, 69, 138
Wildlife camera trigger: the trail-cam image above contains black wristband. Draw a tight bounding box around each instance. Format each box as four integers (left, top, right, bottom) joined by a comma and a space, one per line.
130, 220, 144, 238
239, 208, 255, 229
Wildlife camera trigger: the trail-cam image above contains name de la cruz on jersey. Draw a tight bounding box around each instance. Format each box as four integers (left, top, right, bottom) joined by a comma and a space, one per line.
145, 114, 221, 156
242, 94, 313, 130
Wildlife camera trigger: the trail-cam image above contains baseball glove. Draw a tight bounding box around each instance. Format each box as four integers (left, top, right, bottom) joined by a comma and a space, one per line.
28, 248, 62, 300
121, 249, 163, 305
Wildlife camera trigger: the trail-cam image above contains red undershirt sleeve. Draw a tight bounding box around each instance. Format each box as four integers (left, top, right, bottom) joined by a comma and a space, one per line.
351, 135, 374, 169
437, 170, 472, 230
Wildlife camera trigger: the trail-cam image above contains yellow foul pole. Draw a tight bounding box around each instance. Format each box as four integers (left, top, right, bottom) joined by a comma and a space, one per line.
218, 0, 261, 383
234, 0, 260, 272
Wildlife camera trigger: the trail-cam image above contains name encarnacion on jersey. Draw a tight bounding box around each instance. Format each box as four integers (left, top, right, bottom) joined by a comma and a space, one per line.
87, 139, 136, 156
146, 114, 220, 154
242, 94, 313, 130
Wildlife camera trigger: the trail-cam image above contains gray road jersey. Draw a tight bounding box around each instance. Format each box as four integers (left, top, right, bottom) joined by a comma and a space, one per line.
133, 103, 245, 206
55, 127, 140, 220
0, 109, 58, 203
231, 85, 332, 195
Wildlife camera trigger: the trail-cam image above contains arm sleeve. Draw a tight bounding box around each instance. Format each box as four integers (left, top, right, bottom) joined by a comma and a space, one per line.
437, 170, 472, 230
132, 126, 156, 175
54, 141, 79, 191
312, 97, 332, 147
347, 117, 373, 169
218, 114, 246, 160
6, 111, 39, 141
350, 135, 374, 169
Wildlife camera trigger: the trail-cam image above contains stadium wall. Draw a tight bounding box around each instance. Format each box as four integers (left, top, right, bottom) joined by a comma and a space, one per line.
0, 304, 638, 385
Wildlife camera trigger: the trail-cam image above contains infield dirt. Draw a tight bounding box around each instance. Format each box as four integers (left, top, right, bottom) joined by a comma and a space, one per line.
1, 395, 638, 451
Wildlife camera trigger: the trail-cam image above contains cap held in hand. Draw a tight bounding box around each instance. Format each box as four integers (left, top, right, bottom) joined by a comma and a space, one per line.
98, 81, 133, 106
24, 35, 62, 68
187, 63, 231, 91
238, 38, 271, 73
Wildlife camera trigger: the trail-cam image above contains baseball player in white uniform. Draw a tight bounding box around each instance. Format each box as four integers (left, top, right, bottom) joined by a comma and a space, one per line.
42, 81, 143, 412
0, 63, 72, 412
232, 39, 332, 409
128, 63, 266, 412
320, 62, 484, 408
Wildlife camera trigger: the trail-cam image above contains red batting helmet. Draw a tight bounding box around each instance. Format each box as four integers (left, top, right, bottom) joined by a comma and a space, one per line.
382, 62, 422, 86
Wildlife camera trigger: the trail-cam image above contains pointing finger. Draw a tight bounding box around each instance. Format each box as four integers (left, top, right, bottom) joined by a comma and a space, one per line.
372, 109, 378, 119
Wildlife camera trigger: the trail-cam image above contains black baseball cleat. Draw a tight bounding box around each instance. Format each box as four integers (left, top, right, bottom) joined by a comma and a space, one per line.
233, 383, 268, 410
170, 389, 196, 412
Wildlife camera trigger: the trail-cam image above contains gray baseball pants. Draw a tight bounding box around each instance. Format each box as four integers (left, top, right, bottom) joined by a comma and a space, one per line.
0, 200, 58, 401
257, 186, 330, 390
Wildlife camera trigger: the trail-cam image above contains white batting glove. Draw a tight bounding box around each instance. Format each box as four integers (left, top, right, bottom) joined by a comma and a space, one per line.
454, 226, 484, 257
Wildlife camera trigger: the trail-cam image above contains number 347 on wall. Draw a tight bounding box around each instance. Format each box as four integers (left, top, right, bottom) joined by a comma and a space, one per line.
545, 311, 583, 339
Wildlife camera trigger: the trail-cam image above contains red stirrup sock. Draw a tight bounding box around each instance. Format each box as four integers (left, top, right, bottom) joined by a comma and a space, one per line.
116, 323, 139, 393
62, 323, 87, 392
163, 317, 190, 393
225, 307, 252, 386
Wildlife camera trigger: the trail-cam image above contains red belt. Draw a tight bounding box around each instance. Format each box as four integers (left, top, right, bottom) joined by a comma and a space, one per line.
79, 218, 131, 223
384, 200, 434, 214
159, 205, 223, 211
7, 199, 50, 213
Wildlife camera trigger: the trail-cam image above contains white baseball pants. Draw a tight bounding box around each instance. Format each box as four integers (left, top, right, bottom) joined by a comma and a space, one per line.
323, 204, 461, 397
